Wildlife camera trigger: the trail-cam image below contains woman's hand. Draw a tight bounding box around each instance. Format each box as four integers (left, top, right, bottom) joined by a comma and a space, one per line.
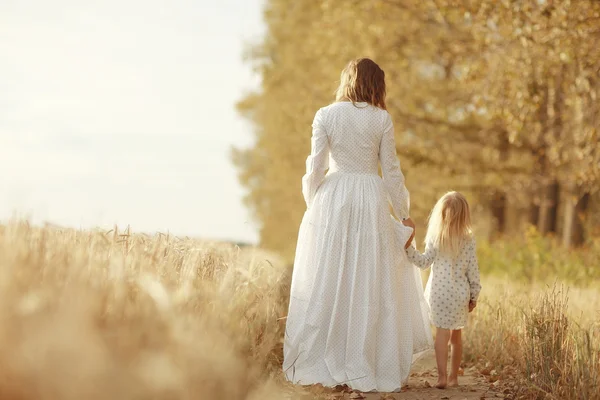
401, 217, 415, 229
401, 218, 416, 249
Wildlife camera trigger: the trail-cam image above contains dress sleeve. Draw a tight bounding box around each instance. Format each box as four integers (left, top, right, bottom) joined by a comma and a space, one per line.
466, 237, 482, 301
302, 108, 329, 208
391, 216, 414, 249
379, 112, 410, 219
406, 243, 437, 270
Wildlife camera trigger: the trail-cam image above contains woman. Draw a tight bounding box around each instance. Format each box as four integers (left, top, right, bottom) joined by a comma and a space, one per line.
283, 58, 432, 392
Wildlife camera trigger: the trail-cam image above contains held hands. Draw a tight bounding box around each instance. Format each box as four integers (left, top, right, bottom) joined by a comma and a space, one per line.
401, 217, 416, 249
468, 300, 477, 313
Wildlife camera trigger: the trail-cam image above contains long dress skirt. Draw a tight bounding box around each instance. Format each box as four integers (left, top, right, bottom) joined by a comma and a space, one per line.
283, 172, 432, 392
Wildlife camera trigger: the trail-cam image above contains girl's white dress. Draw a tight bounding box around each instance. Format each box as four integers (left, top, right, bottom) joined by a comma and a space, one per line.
404, 237, 482, 330
283, 102, 432, 392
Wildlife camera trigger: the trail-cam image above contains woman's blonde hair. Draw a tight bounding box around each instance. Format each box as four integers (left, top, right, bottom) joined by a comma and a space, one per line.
335, 58, 387, 110
425, 191, 472, 257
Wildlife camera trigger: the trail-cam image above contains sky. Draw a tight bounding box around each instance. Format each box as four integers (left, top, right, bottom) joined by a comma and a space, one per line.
0, 0, 264, 243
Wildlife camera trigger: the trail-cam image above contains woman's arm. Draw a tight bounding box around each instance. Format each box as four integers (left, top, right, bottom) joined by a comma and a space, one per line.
301, 108, 329, 208
466, 237, 482, 301
379, 112, 410, 219
406, 243, 437, 270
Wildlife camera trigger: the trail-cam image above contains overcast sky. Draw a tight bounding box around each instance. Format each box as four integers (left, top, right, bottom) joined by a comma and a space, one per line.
0, 0, 264, 243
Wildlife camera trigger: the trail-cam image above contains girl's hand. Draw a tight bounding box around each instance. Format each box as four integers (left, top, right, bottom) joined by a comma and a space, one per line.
468, 300, 477, 312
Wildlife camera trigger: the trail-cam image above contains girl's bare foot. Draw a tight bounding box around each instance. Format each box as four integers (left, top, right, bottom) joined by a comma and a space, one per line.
435, 377, 447, 389
447, 377, 458, 387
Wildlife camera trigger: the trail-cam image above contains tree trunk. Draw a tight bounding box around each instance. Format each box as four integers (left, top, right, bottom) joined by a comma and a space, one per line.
572, 193, 590, 246
491, 190, 507, 236
492, 131, 509, 237
562, 189, 589, 248
562, 193, 575, 248
529, 202, 540, 228
537, 180, 560, 234
535, 71, 562, 235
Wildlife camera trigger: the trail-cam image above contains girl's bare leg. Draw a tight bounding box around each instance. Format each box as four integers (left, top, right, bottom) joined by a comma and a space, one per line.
448, 329, 462, 387
434, 328, 451, 388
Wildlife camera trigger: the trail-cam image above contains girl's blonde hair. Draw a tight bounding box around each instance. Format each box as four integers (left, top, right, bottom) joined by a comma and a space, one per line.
425, 191, 472, 257
335, 58, 387, 110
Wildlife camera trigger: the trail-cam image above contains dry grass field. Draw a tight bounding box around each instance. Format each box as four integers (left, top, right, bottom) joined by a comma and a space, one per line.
0, 221, 308, 400
464, 279, 600, 399
0, 221, 598, 400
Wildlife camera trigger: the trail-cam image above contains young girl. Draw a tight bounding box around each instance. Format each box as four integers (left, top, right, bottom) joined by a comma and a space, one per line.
399, 191, 481, 389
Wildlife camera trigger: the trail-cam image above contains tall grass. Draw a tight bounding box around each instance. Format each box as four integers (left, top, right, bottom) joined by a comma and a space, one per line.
1, 220, 598, 399
0, 221, 307, 400
471, 227, 600, 398
464, 280, 600, 400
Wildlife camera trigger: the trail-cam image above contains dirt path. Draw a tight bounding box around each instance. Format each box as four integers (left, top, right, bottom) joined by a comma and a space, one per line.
319, 350, 511, 400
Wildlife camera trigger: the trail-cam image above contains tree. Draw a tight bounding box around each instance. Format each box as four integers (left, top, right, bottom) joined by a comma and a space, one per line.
234, 0, 600, 256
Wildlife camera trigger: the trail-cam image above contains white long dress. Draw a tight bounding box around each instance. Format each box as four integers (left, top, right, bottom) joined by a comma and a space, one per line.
283, 101, 432, 392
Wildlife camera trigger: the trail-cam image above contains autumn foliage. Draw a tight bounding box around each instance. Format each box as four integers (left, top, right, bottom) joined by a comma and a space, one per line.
234, 0, 600, 257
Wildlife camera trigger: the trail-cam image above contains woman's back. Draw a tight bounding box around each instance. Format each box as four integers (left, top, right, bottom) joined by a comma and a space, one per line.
321, 101, 388, 175
305, 100, 409, 219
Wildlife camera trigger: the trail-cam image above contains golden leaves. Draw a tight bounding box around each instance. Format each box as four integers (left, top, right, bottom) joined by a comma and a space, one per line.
236, 0, 600, 253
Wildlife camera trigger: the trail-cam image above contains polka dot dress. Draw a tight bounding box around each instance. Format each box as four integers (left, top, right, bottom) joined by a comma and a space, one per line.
283, 102, 433, 393
406, 238, 482, 330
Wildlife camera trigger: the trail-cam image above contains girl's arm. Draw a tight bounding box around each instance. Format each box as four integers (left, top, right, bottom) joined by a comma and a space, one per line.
406, 243, 437, 270
302, 108, 330, 208
379, 112, 410, 219
466, 237, 482, 301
